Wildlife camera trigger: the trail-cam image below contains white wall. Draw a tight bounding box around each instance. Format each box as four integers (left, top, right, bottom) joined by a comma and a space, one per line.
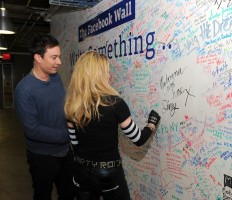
51, 0, 232, 199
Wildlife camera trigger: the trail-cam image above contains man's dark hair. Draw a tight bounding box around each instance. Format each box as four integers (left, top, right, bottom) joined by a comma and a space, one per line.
30, 34, 59, 58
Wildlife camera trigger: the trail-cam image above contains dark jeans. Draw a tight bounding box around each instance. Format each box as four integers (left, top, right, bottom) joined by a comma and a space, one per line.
27, 150, 76, 200
73, 163, 130, 200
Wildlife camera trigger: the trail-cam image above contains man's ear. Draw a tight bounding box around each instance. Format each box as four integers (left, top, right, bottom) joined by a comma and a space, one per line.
34, 54, 42, 63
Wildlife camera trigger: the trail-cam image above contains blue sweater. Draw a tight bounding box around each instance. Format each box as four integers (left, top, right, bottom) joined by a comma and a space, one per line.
14, 73, 70, 155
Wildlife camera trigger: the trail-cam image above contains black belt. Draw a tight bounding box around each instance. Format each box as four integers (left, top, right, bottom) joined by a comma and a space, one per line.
74, 156, 122, 169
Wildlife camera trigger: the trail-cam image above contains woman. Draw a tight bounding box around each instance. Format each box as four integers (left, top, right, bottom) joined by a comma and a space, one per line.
64, 51, 160, 200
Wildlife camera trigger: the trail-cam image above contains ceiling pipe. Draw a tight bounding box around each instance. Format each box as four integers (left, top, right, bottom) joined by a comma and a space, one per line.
26, 0, 31, 7
10, 0, 47, 50
10, 13, 33, 49
43, 5, 60, 22
17, 15, 41, 46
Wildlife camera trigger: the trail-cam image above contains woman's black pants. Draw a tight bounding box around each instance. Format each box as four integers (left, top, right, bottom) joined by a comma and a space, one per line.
73, 163, 131, 200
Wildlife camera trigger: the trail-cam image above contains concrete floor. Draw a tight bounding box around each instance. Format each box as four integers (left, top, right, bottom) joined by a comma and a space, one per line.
0, 108, 57, 200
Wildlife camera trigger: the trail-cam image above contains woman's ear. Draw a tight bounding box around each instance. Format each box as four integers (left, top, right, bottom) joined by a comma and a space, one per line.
34, 54, 42, 63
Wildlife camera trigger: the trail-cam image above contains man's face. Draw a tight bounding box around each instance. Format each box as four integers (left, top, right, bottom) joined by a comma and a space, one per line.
39, 46, 62, 75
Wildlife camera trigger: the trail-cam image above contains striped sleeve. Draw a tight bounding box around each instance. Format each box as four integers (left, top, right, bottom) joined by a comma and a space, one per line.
121, 119, 152, 146
68, 126, 78, 146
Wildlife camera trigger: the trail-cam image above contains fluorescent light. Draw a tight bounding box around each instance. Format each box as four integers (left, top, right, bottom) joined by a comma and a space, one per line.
0, 1, 15, 34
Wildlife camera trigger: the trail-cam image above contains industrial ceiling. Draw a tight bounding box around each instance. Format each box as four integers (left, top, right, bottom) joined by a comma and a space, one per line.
3, 0, 102, 54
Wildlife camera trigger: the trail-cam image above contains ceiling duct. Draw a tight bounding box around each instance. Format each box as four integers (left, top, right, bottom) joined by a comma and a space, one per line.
49, 0, 102, 8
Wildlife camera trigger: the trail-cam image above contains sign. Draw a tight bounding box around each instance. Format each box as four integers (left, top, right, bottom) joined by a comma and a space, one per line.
78, 0, 135, 42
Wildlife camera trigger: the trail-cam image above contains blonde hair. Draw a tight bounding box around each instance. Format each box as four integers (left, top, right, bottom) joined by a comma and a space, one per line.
64, 51, 119, 128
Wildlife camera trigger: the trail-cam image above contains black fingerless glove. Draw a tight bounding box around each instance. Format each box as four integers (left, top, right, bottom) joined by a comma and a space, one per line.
148, 110, 161, 127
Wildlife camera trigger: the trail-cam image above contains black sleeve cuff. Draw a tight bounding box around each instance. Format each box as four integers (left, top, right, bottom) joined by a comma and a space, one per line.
133, 127, 152, 146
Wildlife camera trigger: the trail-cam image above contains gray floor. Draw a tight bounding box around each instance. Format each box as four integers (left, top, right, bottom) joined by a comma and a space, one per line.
0, 108, 57, 200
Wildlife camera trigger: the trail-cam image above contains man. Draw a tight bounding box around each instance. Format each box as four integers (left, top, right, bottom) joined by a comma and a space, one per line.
14, 34, 75, 200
